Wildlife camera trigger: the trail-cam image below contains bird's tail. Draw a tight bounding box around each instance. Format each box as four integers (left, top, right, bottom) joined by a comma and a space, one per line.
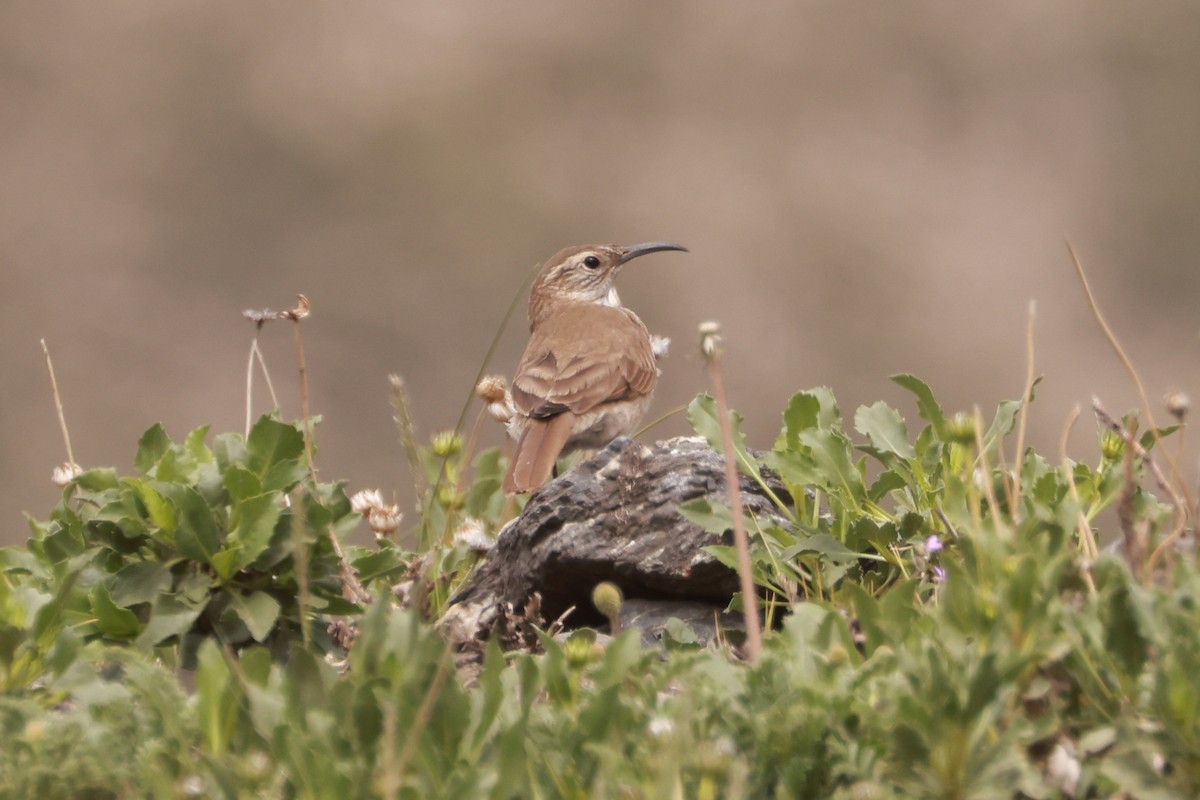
503, 414, 575, 494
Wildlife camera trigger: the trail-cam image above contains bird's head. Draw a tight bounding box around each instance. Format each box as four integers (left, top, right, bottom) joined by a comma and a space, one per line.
528, 242, 688, 324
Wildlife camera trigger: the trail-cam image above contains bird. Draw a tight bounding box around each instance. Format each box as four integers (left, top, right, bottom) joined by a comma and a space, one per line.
502, 241, 688, 494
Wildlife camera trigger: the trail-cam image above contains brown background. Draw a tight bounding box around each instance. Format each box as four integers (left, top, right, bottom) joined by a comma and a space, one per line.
4, 3, 1198, 545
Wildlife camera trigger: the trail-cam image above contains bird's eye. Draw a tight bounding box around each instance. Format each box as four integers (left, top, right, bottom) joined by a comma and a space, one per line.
582, 255, 601, 269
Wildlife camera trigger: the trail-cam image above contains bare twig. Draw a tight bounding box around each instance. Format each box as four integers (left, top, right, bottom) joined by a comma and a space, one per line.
699, 322, 763, 664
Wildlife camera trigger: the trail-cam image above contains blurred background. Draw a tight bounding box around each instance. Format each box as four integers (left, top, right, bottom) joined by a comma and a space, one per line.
4, 2, 1198, 546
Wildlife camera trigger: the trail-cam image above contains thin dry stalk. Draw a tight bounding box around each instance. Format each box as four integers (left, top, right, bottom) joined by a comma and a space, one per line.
1009, 300, 1037, 512
1114, 420, 1144, 582
973, 406, 1009, 541
1067, 243, 1191, 544
1059, 404, 1100, 565
41, 339, 77, 469
1093, 399, 1189, 577
245, 334, 280, 437
699, 323, 763, 664
286, 295, 371, 605
390, 374, 428, 498
389, 648, 454, 788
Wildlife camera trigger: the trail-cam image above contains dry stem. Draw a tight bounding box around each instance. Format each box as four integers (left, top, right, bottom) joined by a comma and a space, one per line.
700, 323, 763, 664
41, 339, 77, 469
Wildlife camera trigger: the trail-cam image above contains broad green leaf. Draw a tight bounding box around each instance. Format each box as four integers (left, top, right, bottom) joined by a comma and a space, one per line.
247, 416, 307, 492
110, 561, 172, 607
214, 492, 283, 580
780, 387, 840, 449
126, 479, 177, 534
781, 533, 860, 563
134, 423, 171, 475
214, 431, 248, 472
677, 497, 734, 535
983, 398, 1022, 448
892, 374, 946, 437
195, 639, 239, 755
157, 484, 221, 565
72, 468, 119, 492
229, 591, 281, 642
136, 594, 205, 648
854, 401, 916, 459
798, 428, 865, 502
1140, 424, 1182, 452
687, 394, 761, 481
184, 425, 214, 463
89, 583, 141, 639
223, 464, 263, 504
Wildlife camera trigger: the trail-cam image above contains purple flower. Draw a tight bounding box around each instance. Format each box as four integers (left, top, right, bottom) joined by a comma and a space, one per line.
932, 565, 946, 583
925, 534, 943, 553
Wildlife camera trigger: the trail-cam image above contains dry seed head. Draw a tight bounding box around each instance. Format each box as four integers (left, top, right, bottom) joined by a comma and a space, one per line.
51, 462, 82, 487
1165, 390, 1190, 422
453, 517, 493, 553
486, 401, 513, 423
476, 375, 508, 404
698, 321, 723, 361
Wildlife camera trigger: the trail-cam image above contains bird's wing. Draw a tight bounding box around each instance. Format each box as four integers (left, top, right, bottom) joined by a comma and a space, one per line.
511, 306, 657, 419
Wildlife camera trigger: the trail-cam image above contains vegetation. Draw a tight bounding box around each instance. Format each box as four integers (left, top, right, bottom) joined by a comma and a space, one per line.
3, 312, 1196, 798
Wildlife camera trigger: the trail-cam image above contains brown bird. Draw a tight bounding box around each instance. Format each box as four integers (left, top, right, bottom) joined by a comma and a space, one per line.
502, 242, 688, 494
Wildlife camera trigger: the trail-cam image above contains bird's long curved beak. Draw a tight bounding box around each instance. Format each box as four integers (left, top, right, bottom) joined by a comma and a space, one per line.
618, 242, 689, 265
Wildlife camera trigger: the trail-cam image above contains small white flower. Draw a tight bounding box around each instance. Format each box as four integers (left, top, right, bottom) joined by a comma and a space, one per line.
647, 716, 674, 737
650, 335, 671, 359
1047, 742, 1080, 796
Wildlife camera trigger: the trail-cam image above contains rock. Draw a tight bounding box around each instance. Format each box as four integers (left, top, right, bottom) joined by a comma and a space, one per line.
441, 435, 792, 669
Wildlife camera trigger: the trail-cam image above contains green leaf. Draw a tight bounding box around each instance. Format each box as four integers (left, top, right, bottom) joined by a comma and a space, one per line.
89, 583, 141, 639
223, 464, 263, 504
110, 561, 172, 607
892, 374, 946, 437
229, 591, 281, 642
195, 639, 239, 755
854, 401, 916, 459
677, 497, 734, 535
780, 387, 841, 449
687, 394, 761, 481
136, 594, 205, 648
134, 423, 172, 475
983, 398, 1022, 448
158, 484, 222, 565
185, 425, 214, 463
214, 431, 248, 472
798, 428, 865, 502
212, 492, 283, 581
1140, 424, 1182, 452
781, 533, 860, 563
73, 468, 119, 492
126, 479, 177, 534
246, 416, 307, 492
